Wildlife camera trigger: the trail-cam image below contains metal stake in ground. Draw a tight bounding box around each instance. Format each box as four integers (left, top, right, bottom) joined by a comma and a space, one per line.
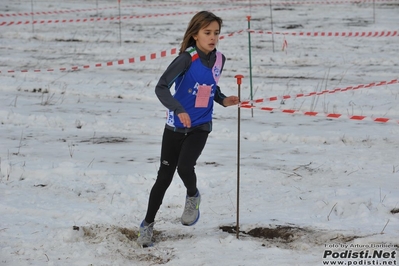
235, 74, 244, 239
118, 0, 122, 46
246, 16, 254, 118
30, 0, 35, 34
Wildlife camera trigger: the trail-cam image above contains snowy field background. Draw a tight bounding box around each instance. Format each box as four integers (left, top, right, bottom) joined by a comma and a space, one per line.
0, 0, 398, 265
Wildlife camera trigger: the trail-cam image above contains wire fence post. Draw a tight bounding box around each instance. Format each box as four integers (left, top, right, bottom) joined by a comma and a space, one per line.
269, 0, 275, 53
118, 0, 122, 46
246, 16, 254, 117
235, 74, 244, 239
30, 0, 35, 34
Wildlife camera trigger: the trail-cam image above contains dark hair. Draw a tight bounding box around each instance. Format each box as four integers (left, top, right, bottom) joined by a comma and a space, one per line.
179, 11, 223, 54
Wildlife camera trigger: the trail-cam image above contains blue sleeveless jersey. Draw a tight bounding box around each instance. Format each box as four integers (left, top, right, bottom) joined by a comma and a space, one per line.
166, 47, 223, 129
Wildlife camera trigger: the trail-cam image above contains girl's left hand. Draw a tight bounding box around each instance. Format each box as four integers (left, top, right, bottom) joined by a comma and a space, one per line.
223, 96, 239, 107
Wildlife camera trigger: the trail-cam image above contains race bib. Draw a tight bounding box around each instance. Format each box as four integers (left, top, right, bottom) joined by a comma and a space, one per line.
195, 85, 211, 108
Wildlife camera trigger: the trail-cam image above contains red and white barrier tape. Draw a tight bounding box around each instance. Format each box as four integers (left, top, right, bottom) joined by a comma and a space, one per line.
0, 7, 116, 18
241, 79, 399, 105
240, 104, 399, 125
0, 11, 197, 26
279, 0, 397, 5
1, 48, 177, 74
0, 6, 248, 26
1, 0, 396, 18
251, 30, 399, 37
220, 29, 399, 39
5, 0, 398, 27
1, 28, 397, 74
0, 0, 251, 18
0, 29, 239, 74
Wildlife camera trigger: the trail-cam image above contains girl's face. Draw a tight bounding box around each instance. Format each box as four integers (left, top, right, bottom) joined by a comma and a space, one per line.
193, 21, 220, 55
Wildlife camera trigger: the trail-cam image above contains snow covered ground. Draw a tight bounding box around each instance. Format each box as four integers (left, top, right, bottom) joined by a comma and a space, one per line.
0, 0, 398, 265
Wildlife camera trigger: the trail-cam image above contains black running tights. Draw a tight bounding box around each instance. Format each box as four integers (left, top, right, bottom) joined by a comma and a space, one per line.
144, 128, 209, 223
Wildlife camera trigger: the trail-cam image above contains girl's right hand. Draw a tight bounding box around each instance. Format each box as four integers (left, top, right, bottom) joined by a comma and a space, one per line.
178, 113, 191, 128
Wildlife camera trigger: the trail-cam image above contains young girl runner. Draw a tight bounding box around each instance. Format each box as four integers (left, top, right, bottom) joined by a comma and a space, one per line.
137, 11, 239, 247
